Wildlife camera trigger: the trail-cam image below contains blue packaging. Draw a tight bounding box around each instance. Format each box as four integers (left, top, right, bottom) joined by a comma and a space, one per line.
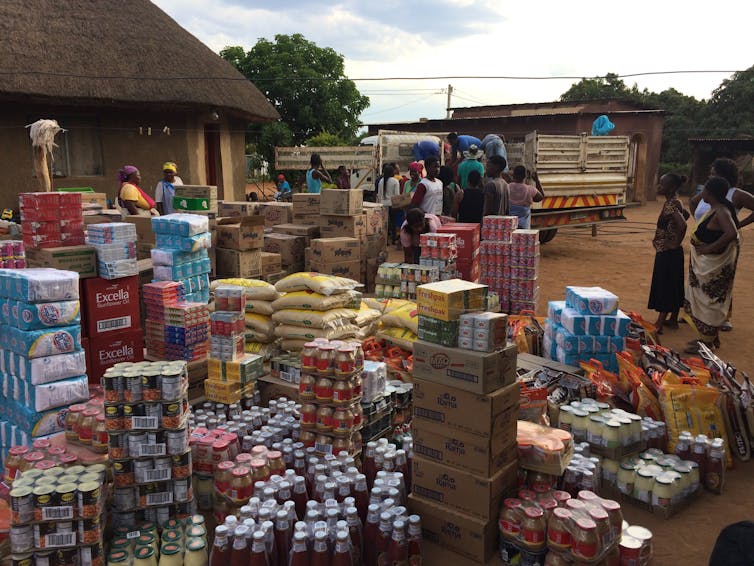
155, 232, 212, 253
0, 268, 79, 302
152, 214, 209, 237
555, 345, 581, 367
1, 350, 87, 385
2, 325, 81, 358
561, 307, 587, 335
3, 299, 81, 330
601, 310, 631, 337
554, 324, 580, 353
547, 301, 566, 325
565, 286, 619, 316
8, 400, 66, 437
9, 374, 89, 412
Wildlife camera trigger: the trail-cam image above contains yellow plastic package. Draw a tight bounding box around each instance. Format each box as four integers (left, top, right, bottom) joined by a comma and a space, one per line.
271, 290, 359, 311
211, 278, 281, 301
381, 303, 419, 335
271, 308, 358, 329
274, 272, 360, 296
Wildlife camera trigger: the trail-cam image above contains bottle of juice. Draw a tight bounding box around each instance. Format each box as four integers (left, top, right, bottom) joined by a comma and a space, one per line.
407, 515, 422, 565
210, 526, 231, 566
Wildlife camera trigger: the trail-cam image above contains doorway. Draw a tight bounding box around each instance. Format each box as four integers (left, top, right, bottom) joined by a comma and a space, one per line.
204, 124, 222, 197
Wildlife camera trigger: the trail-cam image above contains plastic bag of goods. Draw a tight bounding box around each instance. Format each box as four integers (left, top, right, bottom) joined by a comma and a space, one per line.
381, 302, 419, 334
211, 278, 281, 301
271, 290, 361, 311
275, 272, 360, 296
272, 308, 358, 329
273, 324, 358, 341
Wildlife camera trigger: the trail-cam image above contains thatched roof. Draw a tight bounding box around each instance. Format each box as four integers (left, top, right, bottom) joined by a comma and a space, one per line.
0, 0, 278, 121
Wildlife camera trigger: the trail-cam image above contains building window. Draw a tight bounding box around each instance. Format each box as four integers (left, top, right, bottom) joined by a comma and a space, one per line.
33, 117, 104, 178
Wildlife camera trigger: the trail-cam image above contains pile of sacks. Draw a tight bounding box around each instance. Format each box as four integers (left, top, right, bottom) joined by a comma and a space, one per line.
365, 298, 419, 351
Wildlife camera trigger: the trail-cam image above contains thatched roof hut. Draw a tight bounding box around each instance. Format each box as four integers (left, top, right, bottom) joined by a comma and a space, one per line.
0, 0, 278, 121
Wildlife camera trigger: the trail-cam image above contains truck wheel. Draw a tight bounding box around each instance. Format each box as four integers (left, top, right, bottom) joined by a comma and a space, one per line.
539, 229, 557, 244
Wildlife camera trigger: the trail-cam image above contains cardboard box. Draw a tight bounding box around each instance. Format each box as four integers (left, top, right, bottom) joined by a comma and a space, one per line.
320, 189, 363, 216
415, 279, 488, 322
272, 223, 320, 241
122, 216, 155, 243
412, 379, 519, 440
365, 233, 387, 258
437, 223, 481, 261
215, 216, 265, 251
82, 275, 141, 336
412, 340, 517, 394
260, 252, 282, 274
362, 203, 386, 235
391, 193, 413, 208
87, 329, 145, 381
310, 237, 360, 263
218, 201, 259, 217
319, 214, 366, 238
26, 245, 97, 279
136, 242, 153, 261
412, 413, 517, 476
215, 248, 261, 278
260, 202, 293, 227
412, 456, 517, 520
174, 185, 218, 213
456, 258, 481, 283
408, 495, 498, 563
292, 193, 320, 214
309, 259, 361, 280
264, 233, 306, 266
80, 192, 109, 210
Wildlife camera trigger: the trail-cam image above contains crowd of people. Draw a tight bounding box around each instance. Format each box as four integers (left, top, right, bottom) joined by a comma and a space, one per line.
649, 158, 752, 353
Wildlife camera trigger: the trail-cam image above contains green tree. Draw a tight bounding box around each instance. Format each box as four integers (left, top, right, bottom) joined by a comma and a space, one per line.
559, 73, 635, 102
702, 65, 754, 137
221, 34, 370, 145
304, 132, 348, 147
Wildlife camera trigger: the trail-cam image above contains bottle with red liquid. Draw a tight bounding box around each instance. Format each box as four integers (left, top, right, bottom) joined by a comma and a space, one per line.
262, 520, 278, 566
249, 530, 269, 566
363, 504, 381, 566
292, 476, 309, 521
345, 506, 362, 565
364, 442, 377, 488
353, 474, 369, 524
690, 435, 709, 479
277, 481, 292, 506
288, 531, 310, 566
275, 509, 292, 566
389, 519, 409, 566
310, 530, 329, 566
230, 525, 250, 566
407, 515, 422, 565
210, 525, 232, 566
375, 512, 393, 566
294, 451, 307, 477
331, 530, 352, 566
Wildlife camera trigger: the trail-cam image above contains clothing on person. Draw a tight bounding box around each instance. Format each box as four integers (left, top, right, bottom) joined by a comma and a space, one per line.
155, 176, 184, 216
453, 135, 482, 153
508, 181, 540, 228
653, 197, 685, 252
410, 177, 443, 215
412, 140, 440, 162
457, 187, 484, 223
118, 183, 153, 217
378, 177, 400, 206
442, 181, 460, 217
483, 176, 509, 216
648, 248, 685, 314
277, 180, 291, 193
684, 211, 739, 342
399, 213, 441, 249
480, 134, 508, 169
693, 187, 738, 221
404, 179, 421, 194
457, 159, 485, 189
306, 169, 322, 194
336, 174, 351, 190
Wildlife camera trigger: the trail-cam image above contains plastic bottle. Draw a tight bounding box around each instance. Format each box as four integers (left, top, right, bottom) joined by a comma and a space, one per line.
262, 521, 277, 566
310, 530, 329, 566
353, 474, 369, 524
288, 531, 310, 566
363, 504, 381, 566
248, 531, 269, 566
375, 512, 393, 566
331, 530, 352, 566
407, 515, 422, 565
210, 525, 231, 566
363, 442, 377, 488
230, 525, 250, 566
705, 438, 726, 494
292, 476, 309, 521
274, 509, 292, 566
389, 519, 409, 566
345, 506, 362, 565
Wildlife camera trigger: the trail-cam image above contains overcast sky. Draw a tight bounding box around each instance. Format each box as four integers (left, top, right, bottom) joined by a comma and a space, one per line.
154, 0, 752, 129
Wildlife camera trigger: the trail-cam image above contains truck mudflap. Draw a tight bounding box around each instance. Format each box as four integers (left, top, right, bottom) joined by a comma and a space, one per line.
531, 205, 626, 230
538, 193, 621, 210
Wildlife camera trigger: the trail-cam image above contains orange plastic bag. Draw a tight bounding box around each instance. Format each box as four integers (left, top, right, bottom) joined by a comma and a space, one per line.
508, 310, 546, 355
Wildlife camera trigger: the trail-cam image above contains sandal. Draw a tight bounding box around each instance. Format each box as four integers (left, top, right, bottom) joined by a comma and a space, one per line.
684, 341, 716, 354
721, 321, 733, 332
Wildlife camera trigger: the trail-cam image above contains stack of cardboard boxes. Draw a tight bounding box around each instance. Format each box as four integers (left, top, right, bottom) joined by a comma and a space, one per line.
215, 216, 265, 278
292, 193, 320, 225
437, 223, 481, 283
409, 279, 520, 563
172, 185, 218, 216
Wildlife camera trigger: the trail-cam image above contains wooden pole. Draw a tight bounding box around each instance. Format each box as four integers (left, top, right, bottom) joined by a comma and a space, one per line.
33, 146, 51, 191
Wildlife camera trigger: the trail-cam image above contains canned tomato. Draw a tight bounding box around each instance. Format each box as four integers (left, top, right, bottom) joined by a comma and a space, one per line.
77, 482, 101, 518
32, 486, 54, 521
33, 552, 53, 566
10, 525, 33, 553
10, 553, 33, 566
142, 370, 161, 401
112, 460, 134, 487
161, 370, 183, 400
108, 432, 128, 459
124, 374, 143, 402
34, 522, 76, 549
10, 486, 34, 524
134, 460, 152, 484
52, 483, 77, 518
161, 402, 182, 429
127, 431, 146, 457
54, 547, 78, 565
101, 374, 124, 403
171, 452, 191, 479
105, 404, 124, 431
166, 428, 188, 455
113, 487, 136, 510
78, 516, 101, 545
79, 542, 104, 566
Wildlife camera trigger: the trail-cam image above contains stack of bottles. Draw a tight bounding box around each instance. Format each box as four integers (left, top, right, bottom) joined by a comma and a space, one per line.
298, 339, 364, 456
106, 514, 209, 566
63, 400, 109, 454
479, 215, 518, 312
18, 192, 84, 249
9, 462, 107, 564
102, 360, 193, 529
3, 439, 105, 487
545, 287, 631, 372
151, 214, 212, 304
0, 240, 25, 268
144, 281, 211, 362
375, 263, 442, 300
0, 268, 87, 459
86, 222, 138, 279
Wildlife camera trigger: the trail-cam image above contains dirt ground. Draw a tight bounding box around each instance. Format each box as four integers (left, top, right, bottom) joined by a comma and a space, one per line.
419, 200, 754, 565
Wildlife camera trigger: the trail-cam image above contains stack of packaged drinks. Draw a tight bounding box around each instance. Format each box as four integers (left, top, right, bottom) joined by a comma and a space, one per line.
86, 222, 138, 279
144, 281, 211, 362
151, 214, 212, 304
298, 339, 364, 456
419, 232, 458, 279
205, 285, 255, 404
18, 192, 85, 249
0, 240, 25, 268
0, 268, 88, 459
107, 514, 209, 566
102, 360, 194, 528
9, 462, 107, 565
509, 229, 540, 313
375, 263, 442, 300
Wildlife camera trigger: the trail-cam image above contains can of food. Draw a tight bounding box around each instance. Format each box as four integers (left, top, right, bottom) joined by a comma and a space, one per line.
154, 506, 171, 525
161, 402, 182, 429
78, 515, 101, 545
142, 370, 161, 401
54, 547, 78, 565
87, 464, 107, 484
133, 460, 152, 484
10, 525, 33, 553
153, 457, 171, 472
77, 482, 101, 518
109, 432, 128, 459
112, 460, 135, 488
124, 374, 143, 402
144, 402, 162, 420
10, 486, 34, 524
127, 431, 146, 458
105, 404, 124, 431
79, 542, 104, 566
9, 553, 33, 566
161, 370, 183, 401
111, 511, 136, 528
171, 452, 191, 479
101, 374, 124, 403
166, 428, 188, 455
34, 522, 75, 549
33, 551, 53, 566
52, 483, 77, 518
113, 487, 136, 510
32, 485, 54, 522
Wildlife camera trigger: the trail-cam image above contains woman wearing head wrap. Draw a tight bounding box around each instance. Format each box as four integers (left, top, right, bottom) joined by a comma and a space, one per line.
154, 162, 183, 215
117, 165, 159, 217
405, 162, 424, 194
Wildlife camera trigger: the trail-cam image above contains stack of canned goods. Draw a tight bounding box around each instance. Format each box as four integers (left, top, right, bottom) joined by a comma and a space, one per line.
102, 360, 195, 528
9, 463, 106, 565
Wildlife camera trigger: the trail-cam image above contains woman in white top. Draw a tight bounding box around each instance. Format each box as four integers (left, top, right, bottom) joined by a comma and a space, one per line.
378, 164, 401, 242
409, 157, 443, 215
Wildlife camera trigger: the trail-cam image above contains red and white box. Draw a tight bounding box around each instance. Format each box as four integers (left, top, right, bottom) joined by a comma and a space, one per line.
82, 275, 140, 336
437, 223, 481, 261
87, 329, 144, 382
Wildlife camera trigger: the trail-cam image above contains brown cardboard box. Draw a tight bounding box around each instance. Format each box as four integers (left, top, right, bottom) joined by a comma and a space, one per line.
122, 216, 155, 243
215, 248, 261, 278
215, 216, 265, 250
412, 340, 518, 394
293, 213, 320, 224
136, 242, 153, 260
218, 201, 259, 217
26, 245, 97, 278
260, 252, 282, 274
264, 233, 306, 266
309, 259, 361, 280
319, 214, 366, 238
292, 193, 320, 214
80, 192, 109, 210
320, 189, 363, 215
362, 202, 387, 235
412, 379, 520, 442
411, 456, 517, 520
174, 185, 218, 213
412, 415, 517, 476
310, 237, 360, 263
391, 193, 413, 208
408, 494, 498, 563
260, 202, 293, 227
272, 223, 321, 243
365, 233, 387, 258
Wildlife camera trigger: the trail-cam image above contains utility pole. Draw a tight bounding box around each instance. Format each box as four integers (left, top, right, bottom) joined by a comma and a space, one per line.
446, 84, 453, 119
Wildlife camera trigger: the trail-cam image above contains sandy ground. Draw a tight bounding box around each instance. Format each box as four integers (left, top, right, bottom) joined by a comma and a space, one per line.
418, 200, 754, 565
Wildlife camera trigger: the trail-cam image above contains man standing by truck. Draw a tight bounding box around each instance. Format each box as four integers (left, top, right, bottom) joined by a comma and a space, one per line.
480, 134, 509, 171
483, 155, 510, 217
447, 132, 481, 165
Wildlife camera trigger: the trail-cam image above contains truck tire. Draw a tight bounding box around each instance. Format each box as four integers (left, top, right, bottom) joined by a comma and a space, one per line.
539, 229, 557, 244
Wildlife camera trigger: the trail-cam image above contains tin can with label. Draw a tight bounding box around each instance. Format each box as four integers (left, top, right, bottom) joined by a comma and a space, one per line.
10, 525, 33, 553
108, 432, 128, 459
171, 452, 191, 479
54, 547, 78, 566
161, 370, 183, 401
124, 374, 142, 402
173, 477, 192, 503
133, 460, 151, 484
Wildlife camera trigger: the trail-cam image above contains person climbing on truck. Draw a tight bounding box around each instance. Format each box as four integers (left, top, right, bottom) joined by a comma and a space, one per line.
508, 166, 545, 228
